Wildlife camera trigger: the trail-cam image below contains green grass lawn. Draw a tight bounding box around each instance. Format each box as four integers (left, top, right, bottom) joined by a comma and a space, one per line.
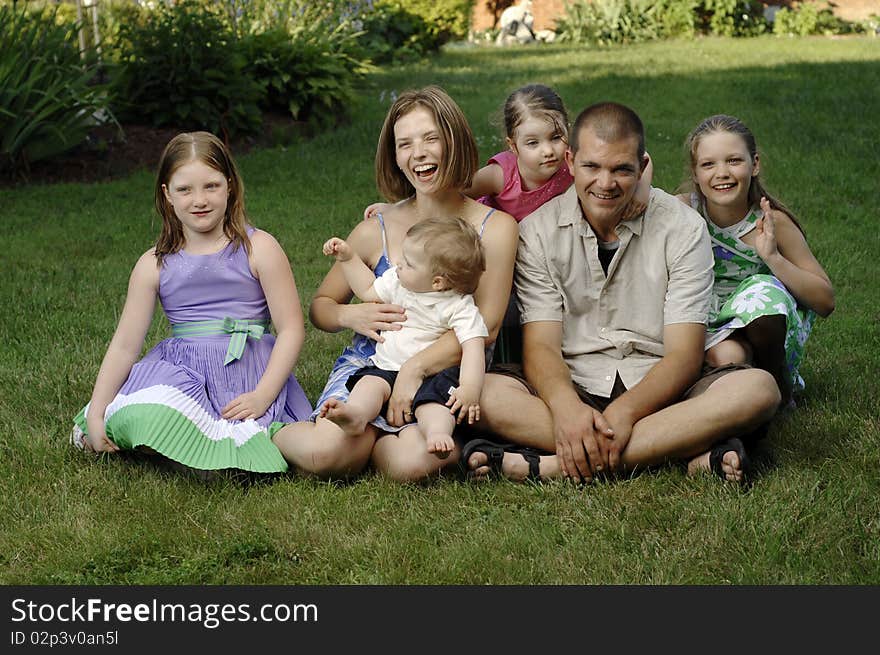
1, 36, 878, 584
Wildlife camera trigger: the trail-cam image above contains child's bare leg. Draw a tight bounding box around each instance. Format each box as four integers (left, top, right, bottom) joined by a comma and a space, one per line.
743, 315, 790, 406
321, 376, 391, 438
372, 425, 460, 482
706, 335, 752, 367
413, 402, 456, 459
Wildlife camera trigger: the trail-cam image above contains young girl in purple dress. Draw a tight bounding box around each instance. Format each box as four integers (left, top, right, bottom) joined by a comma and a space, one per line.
71, 132, 311, 473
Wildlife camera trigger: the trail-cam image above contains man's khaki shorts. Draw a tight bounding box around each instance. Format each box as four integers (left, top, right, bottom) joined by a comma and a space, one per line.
490, 362, 751, 412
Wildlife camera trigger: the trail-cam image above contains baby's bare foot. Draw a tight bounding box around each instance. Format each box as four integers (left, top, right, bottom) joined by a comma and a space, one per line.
321, 399, 367, 438
427, 433, 454, 459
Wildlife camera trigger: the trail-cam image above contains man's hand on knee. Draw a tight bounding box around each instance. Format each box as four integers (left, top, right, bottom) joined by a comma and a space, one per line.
553, 403, 612, 482
602, 403, 636, 472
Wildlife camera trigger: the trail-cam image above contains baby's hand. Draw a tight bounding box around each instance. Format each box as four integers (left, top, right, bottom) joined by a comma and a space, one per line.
222, 390, 272, 421
446, 385, 481, 425
363, 202, 392, 221
322, 237, 352, 261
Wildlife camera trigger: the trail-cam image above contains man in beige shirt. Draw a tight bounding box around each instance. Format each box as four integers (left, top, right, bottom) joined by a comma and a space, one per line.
470, 102, 780, 484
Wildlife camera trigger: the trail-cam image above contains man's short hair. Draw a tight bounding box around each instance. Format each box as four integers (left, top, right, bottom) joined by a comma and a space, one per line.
406, 216, 485, 295
569, 102, 646, 162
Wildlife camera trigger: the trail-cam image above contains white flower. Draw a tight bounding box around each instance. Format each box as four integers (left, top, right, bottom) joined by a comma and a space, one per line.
731, 288, 771, 314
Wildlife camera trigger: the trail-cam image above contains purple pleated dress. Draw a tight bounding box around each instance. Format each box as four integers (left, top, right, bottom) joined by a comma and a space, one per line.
73, 229, 312, 472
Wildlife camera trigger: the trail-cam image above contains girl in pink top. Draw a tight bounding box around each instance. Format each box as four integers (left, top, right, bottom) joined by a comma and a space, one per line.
470, 84, 572, 221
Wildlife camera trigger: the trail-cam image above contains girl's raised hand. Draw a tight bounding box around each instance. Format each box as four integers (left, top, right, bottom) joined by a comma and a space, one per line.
322, 237, 352, 261
222, 390, 272, 421
338, 302, 406, 343
755, 197, 781, 262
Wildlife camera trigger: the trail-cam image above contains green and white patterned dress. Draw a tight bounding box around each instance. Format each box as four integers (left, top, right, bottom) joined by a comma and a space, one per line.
693, 196, 815, 392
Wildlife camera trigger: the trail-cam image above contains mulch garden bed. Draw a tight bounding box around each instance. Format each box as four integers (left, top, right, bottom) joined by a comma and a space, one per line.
1, 113, 304, 188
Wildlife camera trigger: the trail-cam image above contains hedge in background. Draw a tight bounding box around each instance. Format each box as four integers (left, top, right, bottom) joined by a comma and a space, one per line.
348, 0, 473, 63
0, 5, 115, 176
108, 1, 262, 139
106, 0, 369, 138
556, 0, 869, 45
773, 2, 868, 36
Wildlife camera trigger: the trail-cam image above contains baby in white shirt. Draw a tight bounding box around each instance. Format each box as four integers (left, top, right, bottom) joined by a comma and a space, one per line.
321, 216, 488, 458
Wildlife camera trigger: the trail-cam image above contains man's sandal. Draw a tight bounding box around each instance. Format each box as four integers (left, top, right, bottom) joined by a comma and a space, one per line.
460, 438, 541, 481
708, 437, 751, 485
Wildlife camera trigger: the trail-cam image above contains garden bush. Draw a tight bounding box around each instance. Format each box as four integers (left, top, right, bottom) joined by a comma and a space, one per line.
108, 1, 263, 139
772, 2, 865, 36
557, 0, 665, 45
343, 0, 472, 63
397, 0, 473, 42
242, 26, 366, 128
0, 5, 115, 176
557, 0, 768, 44
356, 1, 439, 63
696, 0, 766, 37
106, 0, 369, 138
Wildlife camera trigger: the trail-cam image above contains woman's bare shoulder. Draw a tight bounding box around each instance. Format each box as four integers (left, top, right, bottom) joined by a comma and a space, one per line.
467, 201, 517, 240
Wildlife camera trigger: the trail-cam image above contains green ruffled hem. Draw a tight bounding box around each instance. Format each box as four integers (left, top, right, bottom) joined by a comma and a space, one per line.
73, 405, 288, 473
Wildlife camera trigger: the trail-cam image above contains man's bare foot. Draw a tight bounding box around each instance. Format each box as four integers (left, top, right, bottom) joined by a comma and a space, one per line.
426, 432, 454, 459
320, 399, 368, 438
687, 449, 745, 484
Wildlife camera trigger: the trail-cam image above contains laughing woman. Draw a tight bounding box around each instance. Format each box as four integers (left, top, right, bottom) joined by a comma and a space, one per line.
272, 86, 518, 480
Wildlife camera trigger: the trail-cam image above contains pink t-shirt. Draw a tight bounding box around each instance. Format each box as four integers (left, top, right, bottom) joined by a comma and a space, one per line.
479, 150, 574, 222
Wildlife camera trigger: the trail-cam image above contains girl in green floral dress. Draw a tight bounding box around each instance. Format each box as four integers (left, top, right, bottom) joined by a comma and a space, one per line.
678, 115, 835, 406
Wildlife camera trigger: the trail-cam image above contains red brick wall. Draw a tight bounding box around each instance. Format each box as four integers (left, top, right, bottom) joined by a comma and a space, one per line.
470, 0, 877, 33
830, 0, 877, 22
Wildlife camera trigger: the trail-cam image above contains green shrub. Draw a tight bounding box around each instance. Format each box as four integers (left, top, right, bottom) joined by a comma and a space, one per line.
557, 0, 768, 44
0, 5, 115, 176
242, 27, 366, 127
654, 0, 700, 38
342, 0, 472, 63
108, 0, 263, 138
97, 0, 149, 55
356, 1, 439, 63
697, 0, 767, 36
557, 0, 672, 45
396, 0, 473, 42
773, 2, 863, 36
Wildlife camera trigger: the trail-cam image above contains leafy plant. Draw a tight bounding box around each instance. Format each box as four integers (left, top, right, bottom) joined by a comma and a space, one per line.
0, 5, 115, 176
557, 0, 768, 44
108, 0, 263, 139
356, 1, 439, 63
654, 0, 700, 38
396, 0, 473, 42
696, 0, 767, 37
242, 26, 367, 127
557, 0, 666, 45
773, 2, 865, 36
